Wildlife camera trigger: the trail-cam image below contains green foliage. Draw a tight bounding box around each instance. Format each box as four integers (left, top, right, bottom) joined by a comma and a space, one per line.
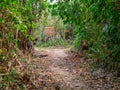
0, 0, 46, 89
0, 70, 18, 89
34, 9, 69, 47
49, 0, 120, 70
36, 35, 68, 47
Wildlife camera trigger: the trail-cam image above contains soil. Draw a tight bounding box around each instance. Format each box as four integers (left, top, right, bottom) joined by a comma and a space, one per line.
24, 47, 120, 90
28, 47, 88, 90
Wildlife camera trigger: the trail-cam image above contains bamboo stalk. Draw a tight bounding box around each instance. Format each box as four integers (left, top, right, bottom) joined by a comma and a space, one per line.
0, 39, 2, 48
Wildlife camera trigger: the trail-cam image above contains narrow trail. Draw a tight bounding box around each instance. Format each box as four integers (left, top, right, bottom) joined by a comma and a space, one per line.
46, 48, 86, 90
29, 47, 120, 90
31, 47, 88, 90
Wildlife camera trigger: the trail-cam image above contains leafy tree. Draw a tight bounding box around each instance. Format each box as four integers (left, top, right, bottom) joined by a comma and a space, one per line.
0, 0, 46, 89
49, 0, 120, 70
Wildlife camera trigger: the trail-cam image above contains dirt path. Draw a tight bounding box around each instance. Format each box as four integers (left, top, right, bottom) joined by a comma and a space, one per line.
46, 48, 87, 90
30, 47, 88, 90
26, 47, 120, 90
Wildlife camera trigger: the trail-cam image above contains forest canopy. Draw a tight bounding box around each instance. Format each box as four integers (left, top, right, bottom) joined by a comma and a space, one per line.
48, 0, 120, 67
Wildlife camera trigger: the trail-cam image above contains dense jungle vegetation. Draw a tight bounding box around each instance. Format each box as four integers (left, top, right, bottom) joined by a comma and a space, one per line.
49, 0, 120, 70
0, 0, 120, 89
0, 0, 46, 89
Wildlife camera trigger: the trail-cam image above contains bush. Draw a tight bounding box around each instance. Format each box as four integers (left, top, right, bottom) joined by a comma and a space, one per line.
49, 0, 120, 71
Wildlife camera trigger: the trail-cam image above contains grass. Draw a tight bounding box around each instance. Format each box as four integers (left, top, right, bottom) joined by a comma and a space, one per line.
35, 36, 72, 48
